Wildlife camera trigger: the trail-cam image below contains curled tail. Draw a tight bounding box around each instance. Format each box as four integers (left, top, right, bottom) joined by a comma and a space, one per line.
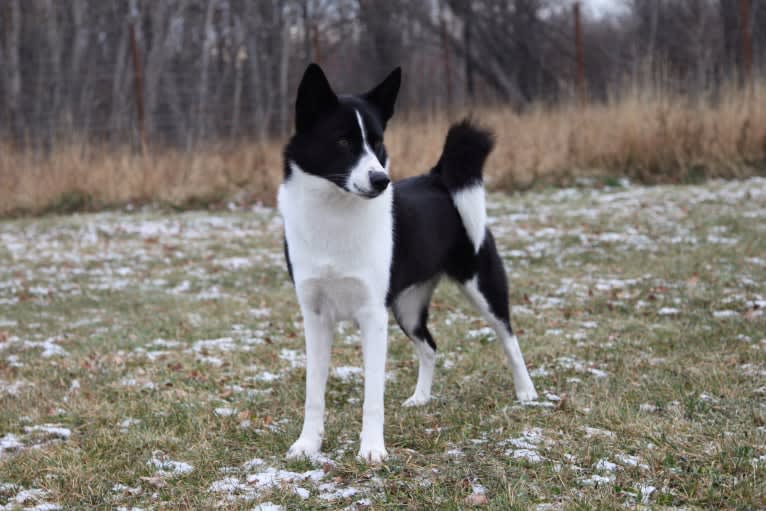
432, 119, 495, 253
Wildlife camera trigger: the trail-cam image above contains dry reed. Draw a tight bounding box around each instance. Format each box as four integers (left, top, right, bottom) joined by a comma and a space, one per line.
1, 82, 764, 216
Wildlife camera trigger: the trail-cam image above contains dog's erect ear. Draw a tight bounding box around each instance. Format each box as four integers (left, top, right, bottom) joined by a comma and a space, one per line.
295, 63, 338, 133
363, 67, 401, 125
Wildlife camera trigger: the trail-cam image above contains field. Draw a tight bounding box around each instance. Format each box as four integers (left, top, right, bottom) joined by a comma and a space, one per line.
1, 177, 765, 509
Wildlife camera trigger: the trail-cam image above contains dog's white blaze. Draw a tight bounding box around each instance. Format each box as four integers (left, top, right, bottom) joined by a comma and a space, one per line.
356, 109, 368, 141
452, 185, 486, 252
460, 277, 537, 402
345, 110, 387, 195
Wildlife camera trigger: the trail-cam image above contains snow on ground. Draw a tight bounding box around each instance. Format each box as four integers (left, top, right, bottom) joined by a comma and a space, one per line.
0, 486, 61, 510
1, 177, 765, 508
205, 457, 362, 506
0, 178, 763, 317
147, 454, 194, 478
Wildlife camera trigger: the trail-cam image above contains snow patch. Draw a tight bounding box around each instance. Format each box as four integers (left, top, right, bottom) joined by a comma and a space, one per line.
147, 455, 194, 477
333, 366, 363, 381
23, 424, 72, 439
594, 458, 618, 472
579, 474, 615, 486
510, 449, 545, 463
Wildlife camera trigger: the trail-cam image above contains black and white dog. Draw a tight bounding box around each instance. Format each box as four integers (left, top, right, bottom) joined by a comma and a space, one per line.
279, 64, 537, 463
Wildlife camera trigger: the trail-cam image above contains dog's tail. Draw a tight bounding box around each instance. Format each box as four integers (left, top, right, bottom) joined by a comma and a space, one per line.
432, 119, 495, 253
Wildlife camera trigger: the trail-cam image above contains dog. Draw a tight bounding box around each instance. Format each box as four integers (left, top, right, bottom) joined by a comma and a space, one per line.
278, 63, 538, 463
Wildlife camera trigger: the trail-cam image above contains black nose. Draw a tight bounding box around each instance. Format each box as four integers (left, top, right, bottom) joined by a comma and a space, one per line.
369, 171, 390, 192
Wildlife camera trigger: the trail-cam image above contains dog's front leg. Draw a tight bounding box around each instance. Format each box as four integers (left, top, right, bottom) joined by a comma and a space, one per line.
356, 306, 389, 463
288, 309, 333, 459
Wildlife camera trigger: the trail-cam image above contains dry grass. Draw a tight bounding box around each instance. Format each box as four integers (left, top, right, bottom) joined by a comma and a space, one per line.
0, 140, 284, 216
2, 82, 765, 216
390, 81, 766, 189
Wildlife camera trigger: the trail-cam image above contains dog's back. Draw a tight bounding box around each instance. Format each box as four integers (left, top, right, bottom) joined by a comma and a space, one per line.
388, 120, 494, 303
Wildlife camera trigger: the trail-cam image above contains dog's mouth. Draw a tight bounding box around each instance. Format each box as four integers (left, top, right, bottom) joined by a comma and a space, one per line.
351, 184, 382, 199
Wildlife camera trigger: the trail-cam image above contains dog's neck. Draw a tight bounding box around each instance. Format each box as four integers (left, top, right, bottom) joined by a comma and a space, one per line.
278, 160, 394, 288
280, 161, 392, 218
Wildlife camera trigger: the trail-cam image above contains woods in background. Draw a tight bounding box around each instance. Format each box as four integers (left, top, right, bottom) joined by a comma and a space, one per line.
0, 0, 764, 147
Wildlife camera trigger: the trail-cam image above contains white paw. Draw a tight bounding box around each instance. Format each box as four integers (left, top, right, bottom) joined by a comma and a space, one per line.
516, 386, 538, 403
402, 394, 430, 407
287, 437, 321, 460
357, 443, 388, 464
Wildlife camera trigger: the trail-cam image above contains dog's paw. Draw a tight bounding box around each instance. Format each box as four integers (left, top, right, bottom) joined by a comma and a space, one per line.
515, 386, 538, 403
402, 394, 430, 407
357, 443, 388, 464
287, 437, 321, 460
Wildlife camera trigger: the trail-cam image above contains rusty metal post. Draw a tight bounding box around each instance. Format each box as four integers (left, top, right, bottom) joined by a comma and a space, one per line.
739, 0, 753, 89
440, 3, 453, 111
129, 19, 147, 155
313, 23, 322, 66
464, 1, 475, 104
574, 1, 586, 105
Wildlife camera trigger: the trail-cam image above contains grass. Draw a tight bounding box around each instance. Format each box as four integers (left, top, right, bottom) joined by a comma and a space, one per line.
2, 81, 766, 217
1, 177, 765, 509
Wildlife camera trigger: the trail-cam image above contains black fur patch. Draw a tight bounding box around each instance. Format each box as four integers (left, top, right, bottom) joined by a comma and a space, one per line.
432, 119, 495, 192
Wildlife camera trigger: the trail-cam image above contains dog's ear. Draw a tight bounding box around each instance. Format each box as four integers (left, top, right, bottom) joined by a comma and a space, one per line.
295, 63, 338, 133
363, 67, 401, 126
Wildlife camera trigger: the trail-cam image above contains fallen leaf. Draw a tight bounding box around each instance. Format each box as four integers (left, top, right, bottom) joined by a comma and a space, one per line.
465, 493, 489, 506
140, 476, 166, 489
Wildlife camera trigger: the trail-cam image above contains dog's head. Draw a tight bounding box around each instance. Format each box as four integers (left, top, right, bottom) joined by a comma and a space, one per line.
284, 63, 401, 199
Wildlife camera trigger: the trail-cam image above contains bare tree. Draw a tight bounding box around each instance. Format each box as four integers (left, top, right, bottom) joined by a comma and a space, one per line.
0, 0, 763, 146
3, 0, 23, 140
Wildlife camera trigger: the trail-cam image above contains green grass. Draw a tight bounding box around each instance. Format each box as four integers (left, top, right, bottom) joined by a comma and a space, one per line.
1, 178, 765, 510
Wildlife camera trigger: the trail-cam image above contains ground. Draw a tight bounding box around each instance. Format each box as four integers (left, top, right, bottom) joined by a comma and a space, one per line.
0, 178, 764, 510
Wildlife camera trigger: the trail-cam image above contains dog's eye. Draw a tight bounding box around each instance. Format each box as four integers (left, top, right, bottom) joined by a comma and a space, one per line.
337, 138, 350, 149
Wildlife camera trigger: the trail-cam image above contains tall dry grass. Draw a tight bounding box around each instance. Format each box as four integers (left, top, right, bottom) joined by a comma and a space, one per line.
1, 82, 764, 216
0, 139, 284, 216
388, 80, 766, 189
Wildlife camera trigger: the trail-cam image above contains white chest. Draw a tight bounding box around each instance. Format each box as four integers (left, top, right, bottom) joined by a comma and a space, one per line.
278, 170, 393, 320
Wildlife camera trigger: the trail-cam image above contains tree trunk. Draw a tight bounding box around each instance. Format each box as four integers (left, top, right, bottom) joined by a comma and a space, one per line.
196, 0, 217, 143
69, 1, 89, 122
463, 1, 475, 104
110, 17, 130, 141
231, 15, 245, 138
5, 0, 22, 140
44, 0, 62, 132
279, 3, 291, 136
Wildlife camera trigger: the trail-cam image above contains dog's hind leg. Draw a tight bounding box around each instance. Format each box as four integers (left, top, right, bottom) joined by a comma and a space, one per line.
392, 278, 439, 407
288, 309, 333, 459
457, 234, 538, 402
